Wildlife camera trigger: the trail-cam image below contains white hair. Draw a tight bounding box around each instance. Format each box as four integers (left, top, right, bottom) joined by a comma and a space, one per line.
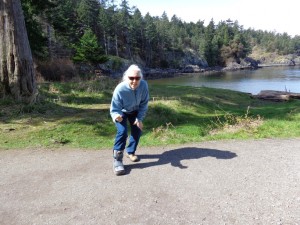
122, 64, 143, 81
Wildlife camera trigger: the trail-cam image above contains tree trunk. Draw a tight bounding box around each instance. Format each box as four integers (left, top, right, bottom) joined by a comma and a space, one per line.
47, 24, 52, 59
103, 32, 108, 55
115, 34, 118, 57
0, 0, 37, 103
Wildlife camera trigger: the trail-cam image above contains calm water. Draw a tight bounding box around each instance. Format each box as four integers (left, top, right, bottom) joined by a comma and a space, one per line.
148, 65, 300, 94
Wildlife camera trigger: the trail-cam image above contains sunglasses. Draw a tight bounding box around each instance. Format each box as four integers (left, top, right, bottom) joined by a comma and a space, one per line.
128, 76, 141, 81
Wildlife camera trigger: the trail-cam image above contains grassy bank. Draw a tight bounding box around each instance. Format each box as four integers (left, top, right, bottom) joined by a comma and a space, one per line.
1, 78, 300, 150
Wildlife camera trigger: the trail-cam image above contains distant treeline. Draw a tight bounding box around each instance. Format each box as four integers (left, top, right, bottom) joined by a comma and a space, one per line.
22, 0, 300, 68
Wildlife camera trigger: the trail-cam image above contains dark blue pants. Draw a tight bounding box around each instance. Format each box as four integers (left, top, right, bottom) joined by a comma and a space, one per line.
113, 111, 142, 154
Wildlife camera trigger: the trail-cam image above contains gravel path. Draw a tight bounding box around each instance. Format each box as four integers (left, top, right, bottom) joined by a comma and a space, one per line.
0, 138, 299, 225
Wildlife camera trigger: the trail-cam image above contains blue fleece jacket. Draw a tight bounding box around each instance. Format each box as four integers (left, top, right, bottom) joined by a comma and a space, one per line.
110, 80, 149, 122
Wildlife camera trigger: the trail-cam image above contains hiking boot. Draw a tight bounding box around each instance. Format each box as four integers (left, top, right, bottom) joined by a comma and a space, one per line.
113, 150, 125, 176
126, 152, 139, 162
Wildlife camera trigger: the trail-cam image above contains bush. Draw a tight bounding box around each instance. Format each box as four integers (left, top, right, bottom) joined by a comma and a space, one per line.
37, 59, 77, 81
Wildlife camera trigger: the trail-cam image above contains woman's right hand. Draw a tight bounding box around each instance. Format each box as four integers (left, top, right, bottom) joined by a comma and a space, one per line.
115, 115, 123, 122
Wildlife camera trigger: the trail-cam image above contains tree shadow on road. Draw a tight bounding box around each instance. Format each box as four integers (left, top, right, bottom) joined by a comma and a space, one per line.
125, 147, 237, 174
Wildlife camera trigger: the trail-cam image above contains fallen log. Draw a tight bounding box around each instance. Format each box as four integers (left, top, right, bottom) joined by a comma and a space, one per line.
253, 90, 300, 101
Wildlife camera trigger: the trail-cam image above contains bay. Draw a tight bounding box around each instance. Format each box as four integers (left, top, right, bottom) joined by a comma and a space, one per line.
148, 65, 300, 94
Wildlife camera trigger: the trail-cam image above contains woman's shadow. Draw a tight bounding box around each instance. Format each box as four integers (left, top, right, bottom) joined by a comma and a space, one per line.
125, 147, 237, 173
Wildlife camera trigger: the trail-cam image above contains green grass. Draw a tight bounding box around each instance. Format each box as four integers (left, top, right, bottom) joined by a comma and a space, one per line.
1, 78, 300, 150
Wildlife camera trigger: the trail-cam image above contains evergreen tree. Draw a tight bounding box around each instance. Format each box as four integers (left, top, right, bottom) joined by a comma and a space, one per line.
47, 0, 81, 45
21, 0, 55, 58
291, 36, 300, 54
169, 15, 185, 50
98, 0, 113, 55
144, 13, 157, 66
204, 19, 217, 66
156, 11, 170, 51
106, 0, 120, 56
130, 8, 145, 56
73, 29, 108, 65
77, 0, 100, 33
119, 0, 132, 59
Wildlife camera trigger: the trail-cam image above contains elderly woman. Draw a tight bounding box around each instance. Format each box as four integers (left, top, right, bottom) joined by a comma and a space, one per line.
110, 64, 150, 175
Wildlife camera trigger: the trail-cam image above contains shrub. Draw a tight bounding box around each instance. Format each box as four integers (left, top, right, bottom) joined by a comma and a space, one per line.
37, 59, 77, 81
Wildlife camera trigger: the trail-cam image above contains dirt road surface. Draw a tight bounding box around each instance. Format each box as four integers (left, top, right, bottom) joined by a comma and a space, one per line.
0, 138, 299, 225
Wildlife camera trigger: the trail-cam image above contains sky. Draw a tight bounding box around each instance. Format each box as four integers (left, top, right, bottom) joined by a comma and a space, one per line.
117, 0, 299, 37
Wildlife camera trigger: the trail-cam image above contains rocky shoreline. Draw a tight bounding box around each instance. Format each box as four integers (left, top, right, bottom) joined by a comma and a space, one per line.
100, 53, 300, 80
143, 61, 299, 80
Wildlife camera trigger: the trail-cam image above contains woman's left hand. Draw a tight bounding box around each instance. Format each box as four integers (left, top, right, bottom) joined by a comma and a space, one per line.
134, 120, 143, 131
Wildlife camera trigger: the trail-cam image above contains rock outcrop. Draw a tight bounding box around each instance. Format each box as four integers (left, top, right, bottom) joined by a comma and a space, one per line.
253, 90, 300, 101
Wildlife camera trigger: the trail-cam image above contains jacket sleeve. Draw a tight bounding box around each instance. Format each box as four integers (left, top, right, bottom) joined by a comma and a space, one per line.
137, 82, 149, 121
110, 89, 123, 122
